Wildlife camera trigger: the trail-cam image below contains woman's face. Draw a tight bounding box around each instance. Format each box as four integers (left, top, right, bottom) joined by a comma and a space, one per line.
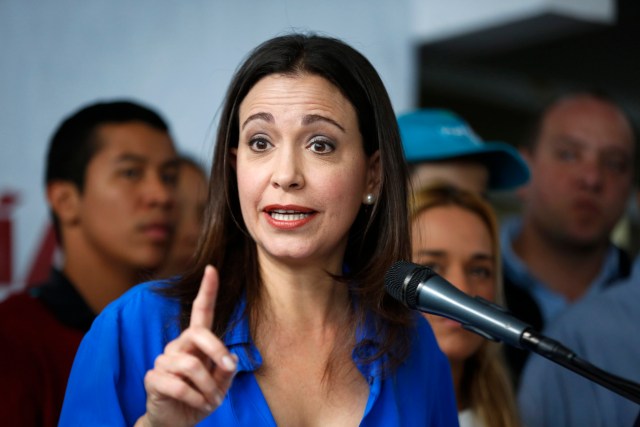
232, 73, 379, 273
411, 205, 496, 364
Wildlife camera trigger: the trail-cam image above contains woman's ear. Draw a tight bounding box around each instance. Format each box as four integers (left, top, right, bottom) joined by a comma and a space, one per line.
47, 181, 81, 227
365, 150, 381, 197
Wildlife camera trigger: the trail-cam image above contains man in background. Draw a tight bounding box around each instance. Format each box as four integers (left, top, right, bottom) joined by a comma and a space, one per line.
501, 91, 637, 383
155, 155, 208, 279
398, 108, 530, 195
518, 248, 640, 427
0, 100, 179, 426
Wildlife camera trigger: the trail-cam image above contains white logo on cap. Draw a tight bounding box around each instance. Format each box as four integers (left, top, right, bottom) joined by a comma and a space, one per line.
440, 125, 482, 145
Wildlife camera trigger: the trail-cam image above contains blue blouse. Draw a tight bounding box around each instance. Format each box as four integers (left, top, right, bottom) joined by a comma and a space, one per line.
59, 281, 459, 426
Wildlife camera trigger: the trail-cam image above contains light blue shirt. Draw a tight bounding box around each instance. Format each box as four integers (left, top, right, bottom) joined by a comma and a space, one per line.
500, 217, 622, 323
518, 257, 640, 427
59, 281, 459, 426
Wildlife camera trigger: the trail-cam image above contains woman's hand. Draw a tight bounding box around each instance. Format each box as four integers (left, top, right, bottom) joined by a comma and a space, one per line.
136, 265, 238, 427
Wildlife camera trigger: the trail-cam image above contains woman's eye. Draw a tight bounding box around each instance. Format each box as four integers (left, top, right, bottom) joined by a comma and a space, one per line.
469, 266, 493, 280
249, 138, 271, 152
308, 138, 335, 154
421, 262, 442, 274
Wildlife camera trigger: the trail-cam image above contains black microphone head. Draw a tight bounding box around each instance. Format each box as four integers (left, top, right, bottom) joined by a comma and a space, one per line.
384, 260, 435, 309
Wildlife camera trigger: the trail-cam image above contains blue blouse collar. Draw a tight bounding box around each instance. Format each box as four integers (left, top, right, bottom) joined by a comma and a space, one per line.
222, 294, 385, 378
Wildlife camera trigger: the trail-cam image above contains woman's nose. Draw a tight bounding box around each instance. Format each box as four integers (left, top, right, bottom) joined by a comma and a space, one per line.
271, 147, 305, 190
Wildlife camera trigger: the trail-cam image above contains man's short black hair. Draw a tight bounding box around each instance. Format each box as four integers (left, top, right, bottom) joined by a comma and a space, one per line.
45, 100, 171, 242
45, 100, 170, 190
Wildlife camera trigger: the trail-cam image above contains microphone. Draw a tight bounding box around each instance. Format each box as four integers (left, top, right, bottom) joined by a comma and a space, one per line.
384, 260, 640, 404
385, 260, 539, 349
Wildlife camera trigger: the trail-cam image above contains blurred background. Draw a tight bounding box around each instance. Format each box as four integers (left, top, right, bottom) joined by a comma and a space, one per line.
1, 0, 638, 298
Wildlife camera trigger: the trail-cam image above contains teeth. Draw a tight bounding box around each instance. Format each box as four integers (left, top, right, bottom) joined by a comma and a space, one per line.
270, 212, 310, 221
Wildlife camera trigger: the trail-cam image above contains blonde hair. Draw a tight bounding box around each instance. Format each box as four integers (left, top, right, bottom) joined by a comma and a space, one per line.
410, 183, 520, 427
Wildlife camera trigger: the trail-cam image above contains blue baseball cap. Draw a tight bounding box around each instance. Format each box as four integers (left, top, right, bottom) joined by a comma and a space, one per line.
398, 109, 530, 190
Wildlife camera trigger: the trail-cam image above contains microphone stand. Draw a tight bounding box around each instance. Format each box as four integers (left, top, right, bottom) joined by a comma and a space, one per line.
519, 329, 640, 405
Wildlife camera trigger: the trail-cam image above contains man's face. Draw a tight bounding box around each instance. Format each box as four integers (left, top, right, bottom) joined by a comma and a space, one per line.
76, 121, 179, 270
521, 95, 635, 249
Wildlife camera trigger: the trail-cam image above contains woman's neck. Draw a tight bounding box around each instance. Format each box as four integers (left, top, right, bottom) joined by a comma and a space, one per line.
258, 255, 351, 330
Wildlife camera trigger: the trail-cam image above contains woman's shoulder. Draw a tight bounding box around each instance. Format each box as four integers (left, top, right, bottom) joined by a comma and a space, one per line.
389, 313, 460, 425
62, 280, 180, 425
94, 279, 181, 335
105, 279, 177, 311
411, 314, 439, 348
398, 313, 448, 370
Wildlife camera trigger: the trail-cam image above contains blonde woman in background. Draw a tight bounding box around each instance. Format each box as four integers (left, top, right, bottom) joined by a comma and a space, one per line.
410, 183, 520, 427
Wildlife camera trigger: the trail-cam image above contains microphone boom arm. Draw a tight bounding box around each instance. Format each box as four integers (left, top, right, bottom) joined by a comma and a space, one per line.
519, 329, 640, 405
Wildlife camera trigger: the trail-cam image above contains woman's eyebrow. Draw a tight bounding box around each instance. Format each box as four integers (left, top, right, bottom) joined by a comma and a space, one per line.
302, 114, 345, 133
415, 249, 445, 257
471, 253, 493, 261
241, 112, 273, 130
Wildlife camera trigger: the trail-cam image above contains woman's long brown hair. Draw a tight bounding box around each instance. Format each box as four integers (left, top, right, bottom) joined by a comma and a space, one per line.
160, 33, 414, 372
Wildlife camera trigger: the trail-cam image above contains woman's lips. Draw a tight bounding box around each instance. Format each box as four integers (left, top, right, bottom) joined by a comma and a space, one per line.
270, 210, 311, 221
263, 205, 317, 230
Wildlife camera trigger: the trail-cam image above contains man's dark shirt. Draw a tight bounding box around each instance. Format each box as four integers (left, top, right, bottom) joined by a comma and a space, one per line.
30, 268, 95, 332
0, 268, 96, 427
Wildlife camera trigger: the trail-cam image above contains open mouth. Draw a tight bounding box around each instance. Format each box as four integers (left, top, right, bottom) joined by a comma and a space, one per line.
268, 209, 314, 221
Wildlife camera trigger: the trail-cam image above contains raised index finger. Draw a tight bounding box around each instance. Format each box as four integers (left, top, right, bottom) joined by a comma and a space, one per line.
190, 265, 219, 328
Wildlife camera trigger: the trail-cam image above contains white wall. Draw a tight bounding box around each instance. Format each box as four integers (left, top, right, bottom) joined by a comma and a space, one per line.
1, 0, 619, 298
0, 0, 414, 298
